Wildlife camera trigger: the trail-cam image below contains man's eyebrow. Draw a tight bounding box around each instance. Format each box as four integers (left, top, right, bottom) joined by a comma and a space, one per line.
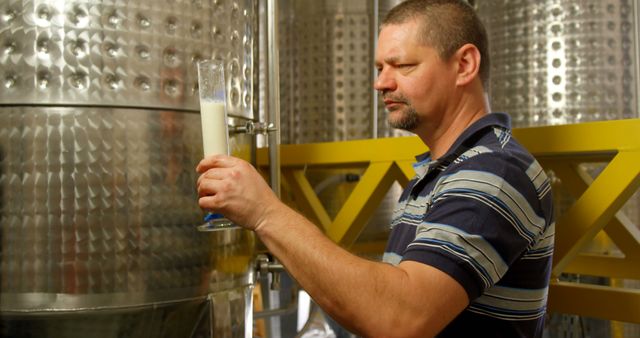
375, 56, 400, 68
384, 56, 400, 64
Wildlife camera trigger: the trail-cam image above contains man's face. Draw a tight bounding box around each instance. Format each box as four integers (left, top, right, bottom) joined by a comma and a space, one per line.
374, 20, 457, 133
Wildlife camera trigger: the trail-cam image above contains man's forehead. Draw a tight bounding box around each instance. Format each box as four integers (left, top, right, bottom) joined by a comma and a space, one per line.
375, 23, 432, 62
380, 20, 421, 39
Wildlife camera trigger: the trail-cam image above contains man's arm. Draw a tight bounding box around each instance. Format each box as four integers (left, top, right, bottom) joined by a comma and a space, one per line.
197, 155, 469, 338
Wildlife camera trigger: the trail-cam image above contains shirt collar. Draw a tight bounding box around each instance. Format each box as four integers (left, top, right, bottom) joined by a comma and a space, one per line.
412, 112, 511, 176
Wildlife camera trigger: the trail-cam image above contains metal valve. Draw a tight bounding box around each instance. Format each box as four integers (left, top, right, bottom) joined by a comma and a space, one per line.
231, 121, 277, 135
253, 254, 298, 319
256, 254, 285, 290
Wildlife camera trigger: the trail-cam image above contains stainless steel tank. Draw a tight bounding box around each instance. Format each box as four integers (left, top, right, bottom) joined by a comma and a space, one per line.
0, 1, 257, 337
276, 0, 405, 257
476, 0, 638, 127
475, 1, 640, 337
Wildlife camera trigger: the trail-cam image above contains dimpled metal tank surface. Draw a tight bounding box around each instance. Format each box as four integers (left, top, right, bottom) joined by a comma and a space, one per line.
0, 1, 257, 337
476, 0, 637, 127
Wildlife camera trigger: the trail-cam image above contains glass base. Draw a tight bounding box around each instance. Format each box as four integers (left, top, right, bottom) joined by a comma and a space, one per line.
197, 213, 240, 232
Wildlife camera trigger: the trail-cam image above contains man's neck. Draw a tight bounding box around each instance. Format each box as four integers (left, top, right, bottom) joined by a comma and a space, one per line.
418, 91, 489, 160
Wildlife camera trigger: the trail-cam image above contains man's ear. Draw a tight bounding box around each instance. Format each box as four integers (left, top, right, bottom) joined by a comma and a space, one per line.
454, 43, 481, 86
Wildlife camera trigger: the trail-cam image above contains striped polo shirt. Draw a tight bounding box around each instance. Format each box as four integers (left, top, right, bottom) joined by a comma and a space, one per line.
383, 113, 555, 338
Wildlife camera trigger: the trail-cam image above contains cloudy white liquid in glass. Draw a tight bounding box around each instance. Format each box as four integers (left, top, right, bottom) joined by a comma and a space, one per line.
200, 101, 229, 157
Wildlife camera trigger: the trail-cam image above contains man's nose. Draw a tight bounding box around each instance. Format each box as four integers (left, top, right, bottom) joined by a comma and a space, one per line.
373, 69, 396, 92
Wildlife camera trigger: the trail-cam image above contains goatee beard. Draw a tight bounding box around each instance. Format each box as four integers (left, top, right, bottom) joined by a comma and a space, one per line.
388, 106, 419, 131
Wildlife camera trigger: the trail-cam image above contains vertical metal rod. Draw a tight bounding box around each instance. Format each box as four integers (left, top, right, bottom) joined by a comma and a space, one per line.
266, 1, 282, 336
251, 0, 261, 167
371, 0, 380, 138
634, 0, 640, 118
267, 0, 281, 198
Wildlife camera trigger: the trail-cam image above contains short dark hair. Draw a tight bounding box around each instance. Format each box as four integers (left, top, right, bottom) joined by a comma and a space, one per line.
382, 0, 490, 88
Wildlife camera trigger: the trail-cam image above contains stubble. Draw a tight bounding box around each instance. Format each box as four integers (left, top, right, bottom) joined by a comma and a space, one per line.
387, 100, 419, 131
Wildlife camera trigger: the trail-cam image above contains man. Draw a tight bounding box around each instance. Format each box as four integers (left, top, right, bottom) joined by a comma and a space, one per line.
196, 0, 555, 337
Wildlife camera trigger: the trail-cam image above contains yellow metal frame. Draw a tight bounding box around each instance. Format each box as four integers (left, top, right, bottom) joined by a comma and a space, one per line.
257, 118, 640, 323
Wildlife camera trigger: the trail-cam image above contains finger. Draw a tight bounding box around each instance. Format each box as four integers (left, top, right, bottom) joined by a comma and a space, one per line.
196, 167, 231, 187
196, 154, 237, 173
197, 177, 227, 198
198, 195, 221, 211
196, 154, 223, 173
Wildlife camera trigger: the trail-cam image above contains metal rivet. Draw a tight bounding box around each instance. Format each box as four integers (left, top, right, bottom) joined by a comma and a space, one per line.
105, 74, 119, 90
191, 52, 203, 64
136, 13, 151, 28
230, 30, 240, 46
108, 11, 121, 27
4, 73, 17, 88
37, 6, 51, 21
2, 9, 17, 23
134, 76, 151, 91
37, 71, 50, 89
70, 6, 88, 27
70, 72, 88, 89
212, 26, 222, 41
166, 16, 177, 34
4, 40, 17, 54
136, 45, 150, 60
163, 79, 179, 97
71, 40, 88, 58
163, 47, 178, 66
191, 21, 202, 38
104, 42, 118, 57
36, 37, 50, 54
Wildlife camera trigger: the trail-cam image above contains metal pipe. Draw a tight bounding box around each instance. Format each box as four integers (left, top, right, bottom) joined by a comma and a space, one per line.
634, 0, 640, 119
267, 0, 281, 198
265, 2, 283, 336
371, 0, 380, 138
253, 289, 298, 319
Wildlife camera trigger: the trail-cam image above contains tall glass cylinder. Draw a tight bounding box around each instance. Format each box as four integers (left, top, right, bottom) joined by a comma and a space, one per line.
197, 59, 237, 231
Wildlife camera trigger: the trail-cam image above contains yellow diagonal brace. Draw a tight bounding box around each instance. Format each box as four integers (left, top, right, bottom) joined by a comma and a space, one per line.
327, 162, 398, 247
548, 281, 640, 323
282, 169, 332, 231
545, 162, 640, 259
395, 160, 416, 188
553, 151, 640, 276
605, 212, 640, 259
